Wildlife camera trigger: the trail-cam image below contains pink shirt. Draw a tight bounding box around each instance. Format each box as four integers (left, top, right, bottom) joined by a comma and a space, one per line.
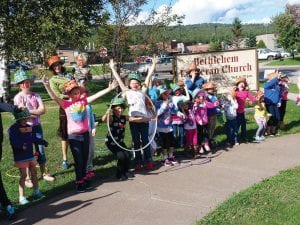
63, 97, 89, 135
14, 92, 43, 126
193, 103, 208, 125
235, 90, 256, 113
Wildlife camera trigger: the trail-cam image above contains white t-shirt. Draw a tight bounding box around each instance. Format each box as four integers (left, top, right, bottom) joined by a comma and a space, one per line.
126, 89, 147, 117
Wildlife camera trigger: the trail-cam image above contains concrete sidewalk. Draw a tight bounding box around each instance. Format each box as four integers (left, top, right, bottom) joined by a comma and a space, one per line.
6, 133, 300, 225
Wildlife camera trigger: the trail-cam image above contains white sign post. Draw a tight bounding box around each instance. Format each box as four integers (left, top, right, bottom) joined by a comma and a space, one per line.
175, 48, 259, 93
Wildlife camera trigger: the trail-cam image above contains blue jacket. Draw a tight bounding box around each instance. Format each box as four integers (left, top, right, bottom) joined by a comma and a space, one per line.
185, 76, 206, 93
264, 77, 281, 104
8, 123, 47, 162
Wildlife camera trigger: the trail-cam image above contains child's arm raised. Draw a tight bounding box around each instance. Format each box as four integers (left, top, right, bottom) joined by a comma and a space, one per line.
143, 56, 158, 92
42, 76, 64, 108
87, 79, 118, 103
109, 59, 127, 92
102, 109, 112, 124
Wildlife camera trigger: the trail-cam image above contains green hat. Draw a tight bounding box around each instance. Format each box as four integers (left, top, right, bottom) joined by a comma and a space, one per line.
191, 88, 205, 99
279, 73, 288, 79
171, 84, 181, 93
158, 87, 168, 97
14, 108, 31, 121
128, 73, 141, 82
14, 69, 30, 84
111, 97, 126, 106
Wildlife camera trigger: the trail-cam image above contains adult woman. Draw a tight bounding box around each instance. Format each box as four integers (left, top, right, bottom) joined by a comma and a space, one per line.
48, 55, 72, 169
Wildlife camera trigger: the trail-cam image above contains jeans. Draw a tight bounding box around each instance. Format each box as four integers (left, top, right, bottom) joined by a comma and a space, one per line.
129, 122, 152, 164
237, 112, 247, 138
256, 123, 265, 137
197, 124, 209, 145
32, 124, 47, 164
172, 124, 184, 147
266, 103, 280, 126
86, 134, 95, 172
225, 118, 238, 144
68, 132, 90, 181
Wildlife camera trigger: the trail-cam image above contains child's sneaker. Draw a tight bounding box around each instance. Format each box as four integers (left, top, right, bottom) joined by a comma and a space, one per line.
162, 159, 172, 166
199, 146, 205, 154
25, 179, 33, 188
204, 142, 211, 151
75, 180, 86, 193
145, 162, 154, 170
62, 160, 69, 170
32, 190, 45, 199
6, 205, 16, 220
135, 163, 142, 171
254, 136, 261, 142
168, 156, 178, 165
19, 197, 30, 205
43, 174, 55, 182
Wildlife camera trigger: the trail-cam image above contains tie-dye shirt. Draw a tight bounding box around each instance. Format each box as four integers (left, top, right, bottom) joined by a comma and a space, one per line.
63, 97, 88, 135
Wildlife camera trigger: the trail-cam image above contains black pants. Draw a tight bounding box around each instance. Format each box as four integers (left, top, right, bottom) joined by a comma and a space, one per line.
0, 173, 11, 207
279, 100, 287, 122
69, 132, 90, 181
106, 142, 131, 177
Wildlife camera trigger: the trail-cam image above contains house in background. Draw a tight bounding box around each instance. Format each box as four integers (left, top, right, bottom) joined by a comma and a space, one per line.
57, 47, 79, 66
256, 33, 279, 51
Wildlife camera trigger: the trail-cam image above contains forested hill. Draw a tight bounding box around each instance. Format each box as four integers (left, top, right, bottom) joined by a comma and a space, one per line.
127, 23, 275, 45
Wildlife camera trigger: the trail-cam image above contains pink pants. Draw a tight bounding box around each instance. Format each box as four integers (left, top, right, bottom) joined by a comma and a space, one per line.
184, 129, 197, 147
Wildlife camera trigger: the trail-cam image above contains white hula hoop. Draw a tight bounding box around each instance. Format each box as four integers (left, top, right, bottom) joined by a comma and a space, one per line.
106, 91, 157, 152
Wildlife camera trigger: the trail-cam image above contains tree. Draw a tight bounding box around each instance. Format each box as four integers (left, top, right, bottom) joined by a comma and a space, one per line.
0, 0, 105, 100
245, 33, 257, 48
256, 40, 266, 48
231, 17, 243, 48
272, 10, 300, 58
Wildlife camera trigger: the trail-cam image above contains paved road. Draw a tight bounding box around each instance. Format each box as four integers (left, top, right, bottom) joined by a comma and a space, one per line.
5, 133, 300, 225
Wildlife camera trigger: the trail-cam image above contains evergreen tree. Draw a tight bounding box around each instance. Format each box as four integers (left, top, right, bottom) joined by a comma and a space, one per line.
257, 40, 267, 48
231, 17, 243, 48
245, 33, 257, 48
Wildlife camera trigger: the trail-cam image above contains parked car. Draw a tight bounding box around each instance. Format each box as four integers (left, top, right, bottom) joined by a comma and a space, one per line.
155, 56, 174, 74
280, 50, 291, 58
8, 60, 31, 70
257, 48, 281, 60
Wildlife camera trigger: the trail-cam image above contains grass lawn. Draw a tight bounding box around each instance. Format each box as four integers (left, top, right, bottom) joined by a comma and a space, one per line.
1, 80, 300, 221
265, 56, 300, 66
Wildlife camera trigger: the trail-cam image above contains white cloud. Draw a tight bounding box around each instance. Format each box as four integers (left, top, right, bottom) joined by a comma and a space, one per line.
163, 0, 291, 24
288, 0, 300, 4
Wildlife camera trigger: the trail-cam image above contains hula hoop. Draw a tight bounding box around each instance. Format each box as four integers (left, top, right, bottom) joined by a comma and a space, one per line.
107, 91, 157, 152
5, 167, 20, 178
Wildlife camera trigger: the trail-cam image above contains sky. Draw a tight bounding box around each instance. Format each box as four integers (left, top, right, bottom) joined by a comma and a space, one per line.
139, 0, 300, 25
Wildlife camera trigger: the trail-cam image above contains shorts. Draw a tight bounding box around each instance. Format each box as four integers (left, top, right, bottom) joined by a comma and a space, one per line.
57, 107, 68, 141
15, 160, 37, 169
159, 131, 175, 149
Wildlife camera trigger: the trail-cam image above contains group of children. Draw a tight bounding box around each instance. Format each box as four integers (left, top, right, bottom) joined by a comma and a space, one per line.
1, 55, 298, 220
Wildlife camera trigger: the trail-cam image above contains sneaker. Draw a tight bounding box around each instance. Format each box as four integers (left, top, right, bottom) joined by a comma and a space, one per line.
32, 190, 45, 199
62, 160, 69, 170
234, 142, 240, 146
87, 170, 95, 178
75, 180, 86, 193
254, 136, 261, 142
25, 179, 33, 188
199, 146, 205, 154
204, 142, 211, 151
145, 162, 154, 170
135, 163, 142, 171
43, 174, 55, 182
6, 205, 16, 220
84, 180, 93, 189
163, 159, 172, 166
19, 197, 30, 205
168, 157, 178, 165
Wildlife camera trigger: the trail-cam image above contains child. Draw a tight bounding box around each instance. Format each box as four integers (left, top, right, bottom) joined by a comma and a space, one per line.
234, 77, 256, 142
264, 72, 281, 136
278, 73, 289, 129
8, 108, 46, 205
13, 69, 54, 188
178, 100, 198, 158
43, 77, 117, 192
77, 77, 96, 179
109, 57, 157, 171
156, 88, 178, 165
253, 91, 269, 142
171, 80, 190, 148
102, 97, 131, 180
202, 82, 220, 149
192, 88, 211, 154
222, 90, 239, 147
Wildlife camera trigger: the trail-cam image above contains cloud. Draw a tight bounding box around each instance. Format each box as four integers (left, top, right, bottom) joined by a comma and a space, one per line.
167, 0, 291, 24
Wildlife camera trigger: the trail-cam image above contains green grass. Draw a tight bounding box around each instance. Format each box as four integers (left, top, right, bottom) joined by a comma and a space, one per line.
197, 167, 300, 225
265, 56, 300, 66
